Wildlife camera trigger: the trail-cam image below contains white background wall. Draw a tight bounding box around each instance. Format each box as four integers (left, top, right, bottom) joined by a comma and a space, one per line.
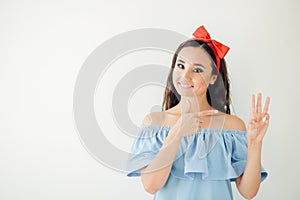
1, 0, 299, 199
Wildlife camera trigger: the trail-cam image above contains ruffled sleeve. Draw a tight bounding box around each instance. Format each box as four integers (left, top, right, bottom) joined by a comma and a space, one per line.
126, 125, 168, 177
172, 128, 268, 182
126, 126, 268, 183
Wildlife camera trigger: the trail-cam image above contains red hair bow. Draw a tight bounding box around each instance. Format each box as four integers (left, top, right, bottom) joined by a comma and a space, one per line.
191, 25, 230, 72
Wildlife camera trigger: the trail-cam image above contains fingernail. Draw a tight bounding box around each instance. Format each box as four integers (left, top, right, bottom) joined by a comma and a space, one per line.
262, 117, 266, 122
214, 110, 218, 114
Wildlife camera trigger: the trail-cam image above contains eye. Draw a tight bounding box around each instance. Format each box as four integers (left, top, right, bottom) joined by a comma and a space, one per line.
177, 63, 184, 69
193, 68, 203, 73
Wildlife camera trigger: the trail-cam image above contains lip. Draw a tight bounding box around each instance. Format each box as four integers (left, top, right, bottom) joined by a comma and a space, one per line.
178, 82, 194, 89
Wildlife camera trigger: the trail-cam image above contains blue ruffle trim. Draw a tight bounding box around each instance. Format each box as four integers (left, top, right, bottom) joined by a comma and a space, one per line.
126, 125, 268, 182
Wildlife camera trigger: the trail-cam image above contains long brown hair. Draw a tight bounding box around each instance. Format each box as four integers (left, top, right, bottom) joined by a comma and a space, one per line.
161, 39, 231, 114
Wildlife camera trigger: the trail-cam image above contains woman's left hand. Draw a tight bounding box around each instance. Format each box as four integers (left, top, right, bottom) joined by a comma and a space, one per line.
247, 93, 270, 143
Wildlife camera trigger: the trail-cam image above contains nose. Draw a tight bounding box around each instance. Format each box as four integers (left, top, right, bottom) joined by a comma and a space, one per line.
181, 65, 192, 80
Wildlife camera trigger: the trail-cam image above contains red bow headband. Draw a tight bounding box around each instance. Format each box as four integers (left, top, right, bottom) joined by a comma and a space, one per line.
189, 25, 230, 72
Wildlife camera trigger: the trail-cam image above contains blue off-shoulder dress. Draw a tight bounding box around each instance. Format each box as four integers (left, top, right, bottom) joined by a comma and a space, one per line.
126, 125, 268, 200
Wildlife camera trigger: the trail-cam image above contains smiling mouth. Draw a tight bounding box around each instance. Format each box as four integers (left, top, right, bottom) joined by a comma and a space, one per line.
178, 82, 194, 89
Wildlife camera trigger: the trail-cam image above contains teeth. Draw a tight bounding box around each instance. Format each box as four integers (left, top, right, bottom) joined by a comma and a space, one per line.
179, 82, 193, 88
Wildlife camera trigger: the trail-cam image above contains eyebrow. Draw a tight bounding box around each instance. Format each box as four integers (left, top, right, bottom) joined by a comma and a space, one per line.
177, 59, 206, 68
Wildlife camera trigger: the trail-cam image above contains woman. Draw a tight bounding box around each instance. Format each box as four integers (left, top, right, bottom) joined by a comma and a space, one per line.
126, 25, 270, 200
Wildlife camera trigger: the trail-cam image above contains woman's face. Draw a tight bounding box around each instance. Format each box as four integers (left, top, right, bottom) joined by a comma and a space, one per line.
172, 46, 217, 97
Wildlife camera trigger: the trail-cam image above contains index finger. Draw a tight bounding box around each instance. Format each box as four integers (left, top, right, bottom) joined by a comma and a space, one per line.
263, 96, 270, 114
195, 109, 219, 116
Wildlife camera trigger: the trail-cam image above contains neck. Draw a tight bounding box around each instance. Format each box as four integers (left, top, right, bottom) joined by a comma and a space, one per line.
178, 94, 213, 113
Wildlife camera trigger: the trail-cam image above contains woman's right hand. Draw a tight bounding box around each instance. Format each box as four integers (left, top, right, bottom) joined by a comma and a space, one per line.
173, 99, 218, 138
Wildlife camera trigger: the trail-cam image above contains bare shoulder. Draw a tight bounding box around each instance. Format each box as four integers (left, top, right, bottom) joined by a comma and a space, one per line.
141, 111, 166, 126
224, 114, 247, 131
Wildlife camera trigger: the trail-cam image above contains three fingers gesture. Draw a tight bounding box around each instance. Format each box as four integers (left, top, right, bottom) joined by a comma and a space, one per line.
247, 93, 271, 143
